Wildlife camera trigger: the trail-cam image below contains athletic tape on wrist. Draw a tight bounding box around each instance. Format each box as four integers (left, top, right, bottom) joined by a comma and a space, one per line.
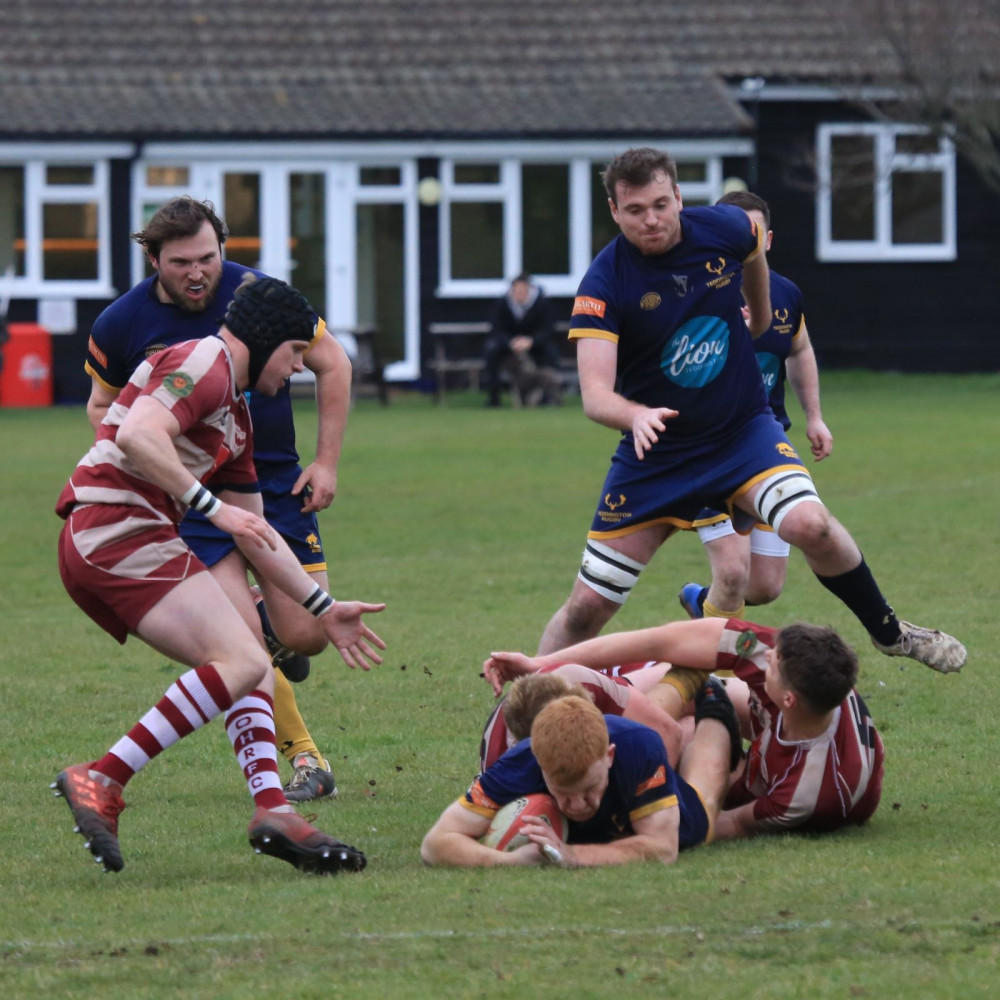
302, 584, 335, 617
179, 481, 222, 518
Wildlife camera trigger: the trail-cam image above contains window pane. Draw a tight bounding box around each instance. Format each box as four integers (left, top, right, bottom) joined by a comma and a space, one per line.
830, 134, 875, 241
46, 165, 94, 185
892, 171, 944, 244
522, 164, 569, 275
454, 163, 500, 184
224, 173, 261, 268
360, 166, 401, 186
676, 162, 706, 182
290, 173, 326, 315
43, 202, 98, 279
357, 203, 405, 363
895, 133, 940, 156
591, 163, 619, 257
450, 202, 503, 278
0, 167, 26, 277
146, 166, 190, 186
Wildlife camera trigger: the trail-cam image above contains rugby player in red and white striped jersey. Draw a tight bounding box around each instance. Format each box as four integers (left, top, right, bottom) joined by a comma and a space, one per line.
485, 616, 884, 839
53, 276, 386, 876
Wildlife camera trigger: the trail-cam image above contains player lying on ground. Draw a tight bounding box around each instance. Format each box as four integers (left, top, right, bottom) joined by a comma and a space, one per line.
485, 616, 884, 839
421, 683, 741, 868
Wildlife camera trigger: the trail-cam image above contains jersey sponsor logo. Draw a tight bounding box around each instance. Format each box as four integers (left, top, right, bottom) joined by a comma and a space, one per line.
776, 441, 799, 459
87, 337, 108, 369
661, 316, 730, 388
756, 352, 780, 394
145, 343, 169, 358
573, 295, 606, 318
164, 371, 194, 397
640, 292, 662, 311
705, 257, 726, 275
635, 764, 666, 796
671, 275, 689, 297
604, 492, 626, 510
468, 781, 500, 811
735, 629, 757, 659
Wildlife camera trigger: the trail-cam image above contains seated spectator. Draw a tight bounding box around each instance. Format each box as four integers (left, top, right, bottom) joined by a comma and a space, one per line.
483, 273, 563, 407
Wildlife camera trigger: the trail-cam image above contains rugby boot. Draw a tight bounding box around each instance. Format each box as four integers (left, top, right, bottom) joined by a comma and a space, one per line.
283, 753, 338, 803
678, 582, 707, 620
871, 621, 966, 674
248, 807, 365, 874
52, 764, 126, 873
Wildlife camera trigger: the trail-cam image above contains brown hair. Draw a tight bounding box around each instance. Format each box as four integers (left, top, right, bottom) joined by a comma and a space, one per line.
531, 696, 608, 785
717, 190, 771, 229
503, 674, 590, 743
132, 196, 228, 261
602, 147, 679, 203
776, 623, 858, 713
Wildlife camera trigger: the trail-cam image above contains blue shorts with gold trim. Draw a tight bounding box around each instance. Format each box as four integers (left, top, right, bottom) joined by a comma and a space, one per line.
677, 772, 712, 849
588, 411, 809, 540
180, 462, 327, 572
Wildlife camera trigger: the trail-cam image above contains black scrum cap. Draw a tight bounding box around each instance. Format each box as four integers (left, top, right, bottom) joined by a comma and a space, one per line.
224, 277, 316, 388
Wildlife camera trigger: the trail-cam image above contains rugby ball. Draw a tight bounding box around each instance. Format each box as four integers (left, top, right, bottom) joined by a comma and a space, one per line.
482, 794, 568, 852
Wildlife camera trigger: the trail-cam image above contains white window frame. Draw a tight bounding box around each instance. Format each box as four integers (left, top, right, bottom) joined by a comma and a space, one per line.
435, 140, 741, 298
816, 123, 956, 262
0, 143, 127, 299
132, 147, 423, 380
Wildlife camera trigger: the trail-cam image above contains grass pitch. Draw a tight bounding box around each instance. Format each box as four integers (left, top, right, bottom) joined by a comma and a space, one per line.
2, 371, 999, 998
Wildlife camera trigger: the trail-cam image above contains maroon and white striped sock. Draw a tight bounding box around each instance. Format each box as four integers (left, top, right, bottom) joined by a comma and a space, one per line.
224, 690, 287, 811
93, 665, 233, 787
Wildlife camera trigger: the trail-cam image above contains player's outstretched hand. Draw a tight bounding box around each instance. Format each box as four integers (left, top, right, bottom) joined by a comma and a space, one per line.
213, 503, 277, 550
321, 601, 387, 670
483, 651, 540, 696
631, 406, 678, 459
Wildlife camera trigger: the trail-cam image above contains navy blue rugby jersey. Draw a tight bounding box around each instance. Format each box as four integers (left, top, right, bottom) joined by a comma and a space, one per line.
467, 716, 678, 844
85, 261, 322, 469
753, 270, 805, 431
569, 204, 770, 451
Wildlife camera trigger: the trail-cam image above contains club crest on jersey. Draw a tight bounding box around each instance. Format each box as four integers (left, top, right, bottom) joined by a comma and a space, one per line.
640, 292, 662, 311
164, 372, 194, 397
604, 493, 626, 510
735, 629, 757, 658
145, 343, 169, 358
776, 442, 799, 459
306, 533, 322, 554
705, 257, 726, 275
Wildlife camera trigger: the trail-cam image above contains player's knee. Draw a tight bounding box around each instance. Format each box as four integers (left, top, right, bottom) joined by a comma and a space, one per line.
753, 471, 824, 539
577, 540, 646, 607
778, 500, 834, 551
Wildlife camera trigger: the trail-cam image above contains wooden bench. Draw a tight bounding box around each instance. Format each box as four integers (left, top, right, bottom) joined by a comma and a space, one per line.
427, 319, 579, 404
427, 321, 492, 403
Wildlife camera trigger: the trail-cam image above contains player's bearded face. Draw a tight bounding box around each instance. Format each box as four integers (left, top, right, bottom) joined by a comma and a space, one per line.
153, 222, 224, 313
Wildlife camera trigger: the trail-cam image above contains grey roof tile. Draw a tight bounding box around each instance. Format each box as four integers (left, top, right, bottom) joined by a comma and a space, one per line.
1, 0, 996, 138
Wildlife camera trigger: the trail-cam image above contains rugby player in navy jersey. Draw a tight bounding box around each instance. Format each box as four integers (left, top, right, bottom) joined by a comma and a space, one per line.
85, 197, 349, 801
421, 689, 738, 869
536, 147, 965, 675
487, 616, 883, 839
679, 190, 833, 621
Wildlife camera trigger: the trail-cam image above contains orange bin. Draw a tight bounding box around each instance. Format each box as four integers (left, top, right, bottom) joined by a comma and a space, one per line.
0, 322, 53, 407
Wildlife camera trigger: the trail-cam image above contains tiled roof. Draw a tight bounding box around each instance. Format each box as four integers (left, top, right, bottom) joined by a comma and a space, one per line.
1, 0, 996, 140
